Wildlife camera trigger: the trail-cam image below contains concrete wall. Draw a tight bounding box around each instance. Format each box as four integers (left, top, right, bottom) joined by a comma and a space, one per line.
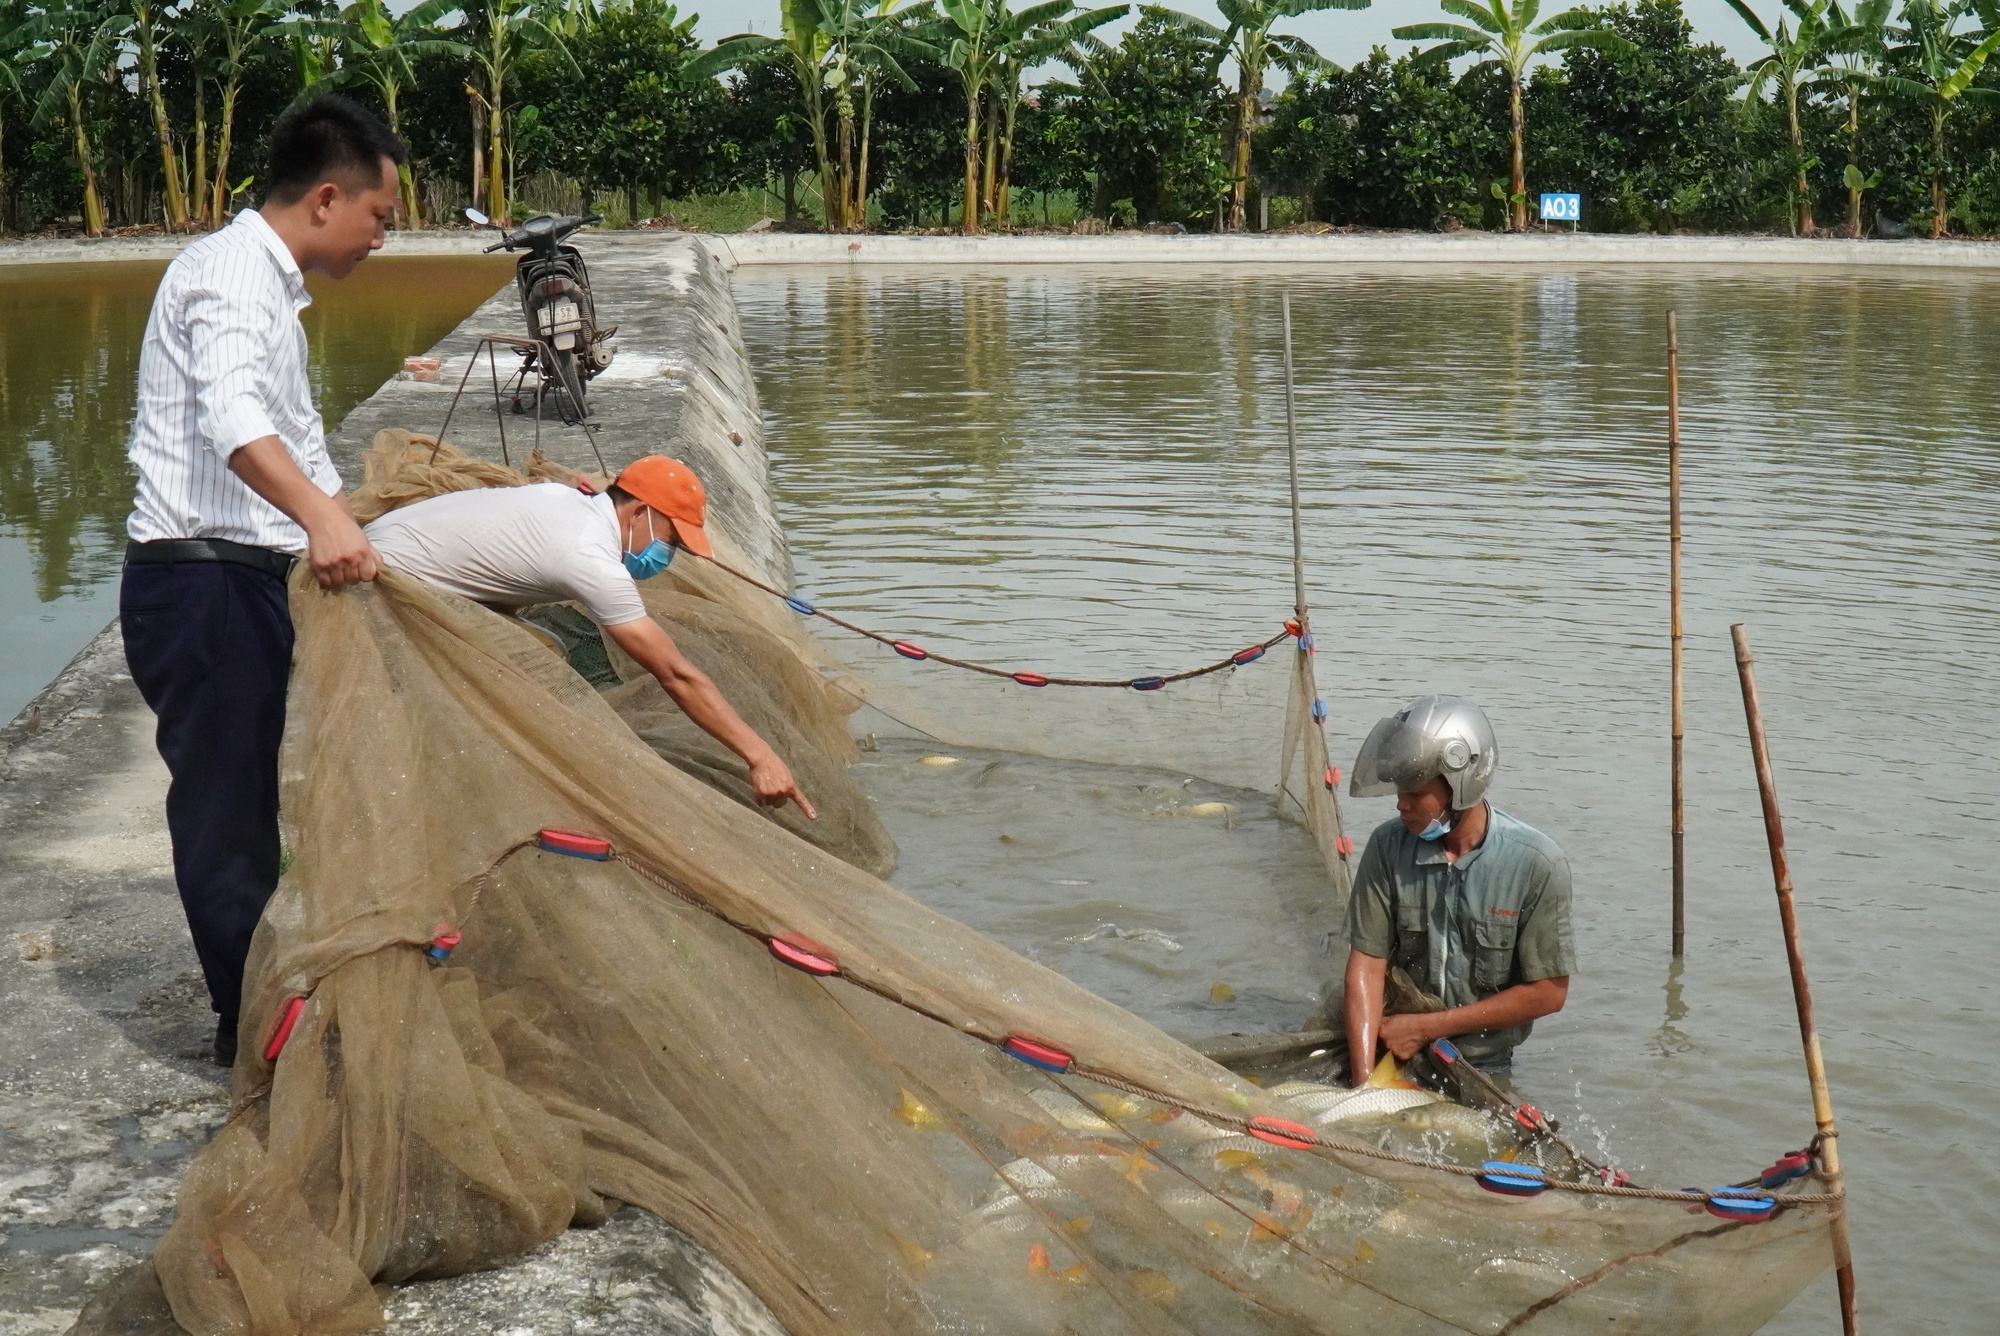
11, 227, 1999, 273
0, 233, 786, 1335
716, 229, 2000, 269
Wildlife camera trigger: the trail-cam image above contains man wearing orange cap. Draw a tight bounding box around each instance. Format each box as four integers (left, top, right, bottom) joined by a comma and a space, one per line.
365, 455, 815, 817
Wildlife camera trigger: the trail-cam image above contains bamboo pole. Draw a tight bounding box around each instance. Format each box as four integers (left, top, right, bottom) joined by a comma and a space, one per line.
1281, 290, 1306, 624
1730, 623, 1858, 1336
1668, 312, 1686, 958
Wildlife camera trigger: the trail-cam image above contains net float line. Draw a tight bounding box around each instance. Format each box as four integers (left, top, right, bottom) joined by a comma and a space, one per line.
249, 825, 1845, 1218
701, 553, 1293, 690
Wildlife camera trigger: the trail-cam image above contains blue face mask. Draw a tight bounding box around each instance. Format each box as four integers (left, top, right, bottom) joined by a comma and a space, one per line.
622, 511, 676, 580
1417, 815, 1453, 842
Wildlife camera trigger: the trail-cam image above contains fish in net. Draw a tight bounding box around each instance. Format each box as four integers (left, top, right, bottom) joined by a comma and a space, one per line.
70, 433, 1842, 1336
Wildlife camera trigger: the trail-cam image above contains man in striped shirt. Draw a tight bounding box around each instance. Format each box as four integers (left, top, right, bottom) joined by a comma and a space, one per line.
120, 95, 401, 1067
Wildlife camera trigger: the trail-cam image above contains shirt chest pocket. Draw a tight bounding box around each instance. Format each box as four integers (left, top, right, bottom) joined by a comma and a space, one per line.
1471, 917, 1518, 993
1393, 898, 1429, 971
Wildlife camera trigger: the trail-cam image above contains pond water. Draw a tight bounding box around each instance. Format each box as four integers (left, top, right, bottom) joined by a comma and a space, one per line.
0, 253, 512, 721
736, 264, 2000, 1335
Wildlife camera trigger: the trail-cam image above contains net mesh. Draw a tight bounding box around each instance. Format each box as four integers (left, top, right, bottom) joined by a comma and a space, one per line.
75, 433, 1838, 1336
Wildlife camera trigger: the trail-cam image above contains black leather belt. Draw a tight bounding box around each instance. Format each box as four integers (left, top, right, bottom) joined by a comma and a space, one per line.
125, 538, 298, 583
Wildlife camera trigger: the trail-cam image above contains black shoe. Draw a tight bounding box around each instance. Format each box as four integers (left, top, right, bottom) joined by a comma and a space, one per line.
214, 1015, 238, 1068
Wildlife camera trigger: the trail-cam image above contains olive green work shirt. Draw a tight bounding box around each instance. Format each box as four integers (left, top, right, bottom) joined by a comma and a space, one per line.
1345, 806, 1576, 1066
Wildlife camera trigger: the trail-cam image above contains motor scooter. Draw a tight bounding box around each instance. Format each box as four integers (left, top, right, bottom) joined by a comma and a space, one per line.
466, 208, 617, 424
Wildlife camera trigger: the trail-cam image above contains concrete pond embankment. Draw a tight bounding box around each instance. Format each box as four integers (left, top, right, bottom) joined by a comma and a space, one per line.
9, 226, 2000, 273
0, 234, 787, 1335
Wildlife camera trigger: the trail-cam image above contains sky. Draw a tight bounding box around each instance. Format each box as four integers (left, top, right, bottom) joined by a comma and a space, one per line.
677, 0, 1775, 76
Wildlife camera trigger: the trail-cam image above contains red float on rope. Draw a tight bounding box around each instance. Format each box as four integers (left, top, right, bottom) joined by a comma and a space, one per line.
539, 828, 612, 860
1012, 671, 1050, 687
1232, 645, 1266, 665
1515, 1104, 1551, 1134
1002, 1035, 1074, 1073
263, 995, 308, 1062
769, 932, 840, 976
893, 641, 929, 661
1336, 836, 1355, 856
1284, 620, 1302, 637
1247, 1116, 1319, 1151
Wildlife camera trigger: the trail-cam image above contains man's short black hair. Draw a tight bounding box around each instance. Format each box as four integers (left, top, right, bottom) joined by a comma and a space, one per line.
266, 94, 407, 206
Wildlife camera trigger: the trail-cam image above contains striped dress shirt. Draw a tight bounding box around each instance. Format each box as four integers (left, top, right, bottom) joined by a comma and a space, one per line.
125, 209, 342, 551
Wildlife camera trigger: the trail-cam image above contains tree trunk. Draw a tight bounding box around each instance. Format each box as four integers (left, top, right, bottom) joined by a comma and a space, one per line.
782, 169, 797, 222
212, 80, 240, 222
981, 88, 999, 223
962, 89, 981, 235
469, 88, 487, 213
1930, 105, 1947, 238
0, 107, 9, 234
1509, 74, 1526, 230
192, 81, 208, 227
1228, 58, 1256, 232
801, 79, 836, 232
486, 72, 506, 223
387, 83, 420, 228
855, 76, 875, 229
1785, 79, 1811, 234
136, 13, 188, 229
997, 81, 1019, 229
70, 85, 105, 237
835, 110, 854, 229
1845, 92, 1860, 239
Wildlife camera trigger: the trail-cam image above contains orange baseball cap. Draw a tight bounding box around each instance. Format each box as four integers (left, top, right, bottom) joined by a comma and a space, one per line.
613, 455, 713, 558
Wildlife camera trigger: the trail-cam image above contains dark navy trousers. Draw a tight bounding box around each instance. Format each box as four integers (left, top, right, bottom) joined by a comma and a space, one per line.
120, 560, 294, 1026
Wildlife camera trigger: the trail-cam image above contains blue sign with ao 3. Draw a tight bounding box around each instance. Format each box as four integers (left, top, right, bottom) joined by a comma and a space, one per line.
1539, 192, 1582, 223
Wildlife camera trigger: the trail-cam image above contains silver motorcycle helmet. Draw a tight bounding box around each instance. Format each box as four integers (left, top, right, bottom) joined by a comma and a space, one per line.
1348, 695, 1499, 810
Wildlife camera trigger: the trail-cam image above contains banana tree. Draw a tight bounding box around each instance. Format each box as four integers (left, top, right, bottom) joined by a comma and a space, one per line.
1825, 0, 1892, 235
124, 0, 190, 227
815, 0, 929, 228
1394, 0, 1631, 230
189, 0, 286, 224
1174, 0, 1369, 232
0, 55, 18, 233
1724, 0, 1852, 233
12, 2, 120, 236
692, 0, 840, 224
927, 0, 1007, 231
983, 0, 1124, 227
464, 0, 577, 221
337, 0, 468, 226
1880, 0, 2000, 236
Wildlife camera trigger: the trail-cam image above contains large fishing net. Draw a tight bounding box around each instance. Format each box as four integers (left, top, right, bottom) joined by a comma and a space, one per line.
75, 433, 1840, 1336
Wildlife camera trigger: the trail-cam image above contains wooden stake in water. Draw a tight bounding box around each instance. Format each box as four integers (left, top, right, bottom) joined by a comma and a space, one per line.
1668, 312, 1686, 958
1730, 623, 1859, 1336
1281, 290, 1306, 624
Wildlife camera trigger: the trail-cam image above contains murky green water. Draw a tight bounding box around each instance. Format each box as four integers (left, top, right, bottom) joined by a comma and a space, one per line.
738, 264, 2000, 1334
0, 254, 512, 720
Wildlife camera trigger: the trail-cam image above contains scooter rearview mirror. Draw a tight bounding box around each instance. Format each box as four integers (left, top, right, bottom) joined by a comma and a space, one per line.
464, 208, 490, 226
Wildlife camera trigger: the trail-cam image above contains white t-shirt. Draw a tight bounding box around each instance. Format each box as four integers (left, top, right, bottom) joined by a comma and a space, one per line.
365, 483, 648, 627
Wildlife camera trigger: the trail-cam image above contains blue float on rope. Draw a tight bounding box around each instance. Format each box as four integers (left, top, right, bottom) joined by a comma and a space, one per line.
1311, 698, 1328, 721
1431, 1037, 1461, 1064
1703, 1188, 1778, 1222
784, 595, 815, 615
1477, 1163, 1550, 1197
1298, 632, 1315, 653
1130, 676, 1166, 692
1232, 645, 1265, 666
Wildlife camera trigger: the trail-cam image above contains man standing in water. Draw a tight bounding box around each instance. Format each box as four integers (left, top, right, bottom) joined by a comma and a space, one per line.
1329, 695, 1574, 1084
120, 95, 399, 1066
363, 454, 816, 819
